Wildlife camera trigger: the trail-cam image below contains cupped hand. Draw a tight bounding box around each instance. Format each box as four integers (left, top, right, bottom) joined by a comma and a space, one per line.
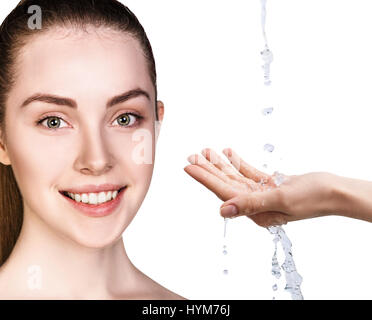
183, 148, 334, 227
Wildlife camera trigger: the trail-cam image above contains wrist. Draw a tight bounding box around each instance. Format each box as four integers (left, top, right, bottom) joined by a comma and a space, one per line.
326, 173, 359, 219
318, 172, 349, 217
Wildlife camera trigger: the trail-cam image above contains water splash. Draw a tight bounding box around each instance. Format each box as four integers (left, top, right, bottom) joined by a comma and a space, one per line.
273, 171, 285, 186
269, 172, 304, 299
271, 233, 281, 279
267, 225, 304, 300
270, 230, 281, 300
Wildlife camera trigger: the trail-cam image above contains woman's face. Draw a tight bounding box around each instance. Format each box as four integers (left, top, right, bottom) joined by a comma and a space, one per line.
0, 27, 163, 248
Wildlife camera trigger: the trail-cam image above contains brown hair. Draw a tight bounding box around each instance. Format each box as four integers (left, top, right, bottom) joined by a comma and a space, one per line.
0, 0, 158, 267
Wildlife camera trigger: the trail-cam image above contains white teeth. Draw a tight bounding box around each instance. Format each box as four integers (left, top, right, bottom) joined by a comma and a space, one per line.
107, 191, 112, 200
65, 189, 122, 205
89, 193, 98, 205
75, 194, 81, 202
81, 194, 89, 204
97, 192, 106, 204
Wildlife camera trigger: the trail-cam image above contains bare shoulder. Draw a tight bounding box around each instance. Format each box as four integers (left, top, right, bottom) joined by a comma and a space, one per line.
152, 284, 187, 300
133, 269, 188, 300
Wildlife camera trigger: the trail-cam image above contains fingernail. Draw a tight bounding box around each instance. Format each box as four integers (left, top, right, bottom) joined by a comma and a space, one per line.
223, 148, 232, 157
220, 204, 238, 217
187, 155, 196, 164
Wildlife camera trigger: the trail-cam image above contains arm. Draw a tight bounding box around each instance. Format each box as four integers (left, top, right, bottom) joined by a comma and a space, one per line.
330, 174, 372, 223
183, 147, 372, 227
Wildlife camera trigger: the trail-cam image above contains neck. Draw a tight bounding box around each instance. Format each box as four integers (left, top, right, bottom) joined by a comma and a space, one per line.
0, 207, 138, 299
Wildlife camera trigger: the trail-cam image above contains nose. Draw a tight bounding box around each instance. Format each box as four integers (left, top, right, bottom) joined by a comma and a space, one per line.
74, 127, 114, 176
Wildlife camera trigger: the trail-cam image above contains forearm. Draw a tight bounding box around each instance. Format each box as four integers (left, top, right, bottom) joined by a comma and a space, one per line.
327, 173, 372, 222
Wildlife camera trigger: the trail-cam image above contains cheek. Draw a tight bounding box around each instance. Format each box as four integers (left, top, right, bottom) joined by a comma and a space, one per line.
117, 127, 156, 185
114, 128, 156, 212
6, 129, 65, 195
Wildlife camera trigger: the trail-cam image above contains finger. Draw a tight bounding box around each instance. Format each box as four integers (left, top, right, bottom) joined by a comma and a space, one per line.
184, 164, 237, 201
222, 148, 271, 184
219, 189, 283, 218
187, 154, 235, 186
201, 148, 255, 187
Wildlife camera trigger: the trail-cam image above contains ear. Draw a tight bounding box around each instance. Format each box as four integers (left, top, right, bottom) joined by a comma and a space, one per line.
155, 100, 164, 143
0, 131, 11, 166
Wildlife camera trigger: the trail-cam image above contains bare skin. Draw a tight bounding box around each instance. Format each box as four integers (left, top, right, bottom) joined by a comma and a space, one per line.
184, 147, 372, 227
0, 26, 185, 300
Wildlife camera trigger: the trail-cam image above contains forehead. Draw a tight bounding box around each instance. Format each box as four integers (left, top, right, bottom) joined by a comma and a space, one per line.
13, 26, 153, 100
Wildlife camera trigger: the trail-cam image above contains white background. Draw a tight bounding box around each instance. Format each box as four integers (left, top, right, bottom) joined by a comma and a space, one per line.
2, 0, 372, 299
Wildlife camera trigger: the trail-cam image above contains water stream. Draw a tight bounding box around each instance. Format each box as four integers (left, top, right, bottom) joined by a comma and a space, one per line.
260, 0, 304, 300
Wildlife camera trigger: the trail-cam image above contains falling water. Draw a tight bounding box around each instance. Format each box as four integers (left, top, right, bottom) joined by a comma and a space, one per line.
222, 218, 229, 275
260, 0, 274, 86
267, 225, 304, 300
260, 0, 304, 300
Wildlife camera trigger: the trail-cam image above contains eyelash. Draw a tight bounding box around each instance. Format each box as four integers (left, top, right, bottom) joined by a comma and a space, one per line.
36, 112, 144, 131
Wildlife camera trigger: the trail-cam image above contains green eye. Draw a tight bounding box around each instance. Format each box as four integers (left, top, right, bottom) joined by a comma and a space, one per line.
114, 113, 143, 128
37, 116, 68, 130
118, 114, 131, 126
47, 117, 61, 129
37, 112, 143, 131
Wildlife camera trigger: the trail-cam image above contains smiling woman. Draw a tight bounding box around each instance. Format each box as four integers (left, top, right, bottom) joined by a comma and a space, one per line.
0, 0, 184, 299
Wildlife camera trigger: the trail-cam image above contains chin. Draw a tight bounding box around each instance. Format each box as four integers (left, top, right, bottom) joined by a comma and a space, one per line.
65, 220, 129, 249
72, 232, 124, 249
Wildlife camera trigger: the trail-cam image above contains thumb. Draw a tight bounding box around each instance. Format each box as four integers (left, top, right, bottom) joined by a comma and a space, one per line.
220, 190, 281, 218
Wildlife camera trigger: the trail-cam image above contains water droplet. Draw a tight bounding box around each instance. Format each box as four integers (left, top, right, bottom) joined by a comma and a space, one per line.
223, 269, 228, 275
223, 218, 228, 238
272, 284, 278, 291
264, 144, 275, 153
261, 48, 273, 64
261, 48, 273, 86
262, 107, 274, 116
273, 171, 285, 186
260, 177, 268, 185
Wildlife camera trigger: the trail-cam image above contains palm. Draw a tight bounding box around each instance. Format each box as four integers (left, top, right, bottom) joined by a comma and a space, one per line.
184, 148, 276, 202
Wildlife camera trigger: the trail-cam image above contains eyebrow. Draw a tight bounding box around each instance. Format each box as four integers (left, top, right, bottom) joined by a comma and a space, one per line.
20, 88, 151, 109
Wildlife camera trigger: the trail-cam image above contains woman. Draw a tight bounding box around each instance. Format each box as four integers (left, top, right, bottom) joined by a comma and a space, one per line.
0, 0, 184, 299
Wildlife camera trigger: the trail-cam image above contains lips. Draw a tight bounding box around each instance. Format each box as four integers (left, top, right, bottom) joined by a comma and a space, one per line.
59, 186, 127, 217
